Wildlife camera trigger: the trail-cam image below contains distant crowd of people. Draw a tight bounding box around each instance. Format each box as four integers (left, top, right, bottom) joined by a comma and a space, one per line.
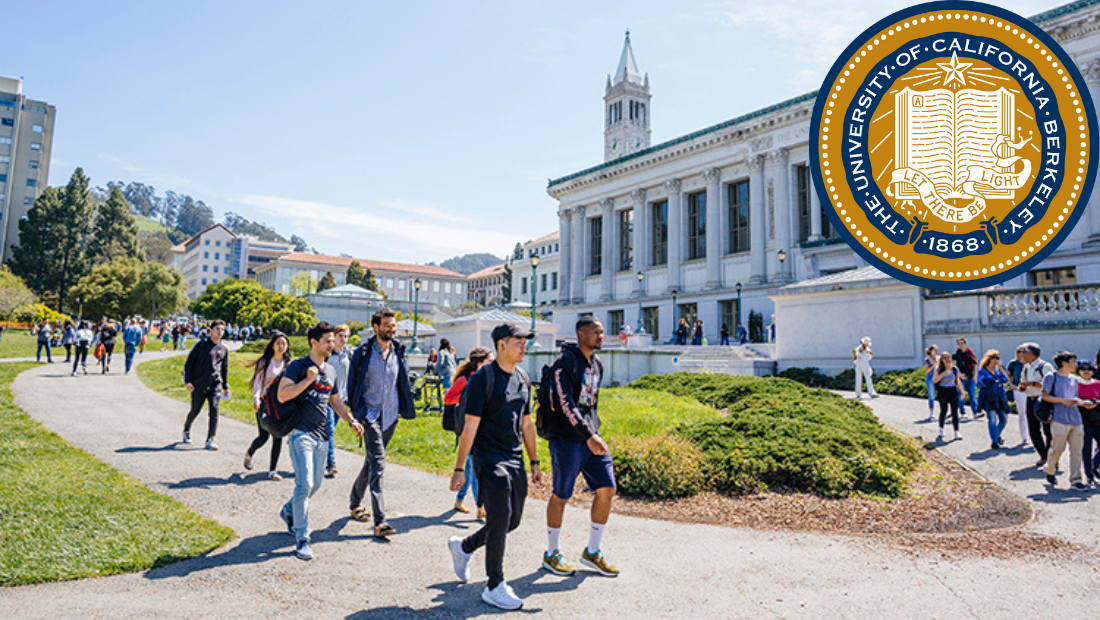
175, 309, 620, 610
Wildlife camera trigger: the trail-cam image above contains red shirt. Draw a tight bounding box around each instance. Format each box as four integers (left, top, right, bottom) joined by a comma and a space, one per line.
444, 375, 468, 406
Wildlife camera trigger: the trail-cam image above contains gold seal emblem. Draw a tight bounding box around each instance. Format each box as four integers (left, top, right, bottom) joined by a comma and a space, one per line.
812, 2, 1097, 290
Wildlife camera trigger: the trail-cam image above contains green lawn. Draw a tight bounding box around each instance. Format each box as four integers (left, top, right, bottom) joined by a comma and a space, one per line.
0, 363, 234, 587
134, 214, 174, 235
0, 329, 49, 360
137, 354, 719, 476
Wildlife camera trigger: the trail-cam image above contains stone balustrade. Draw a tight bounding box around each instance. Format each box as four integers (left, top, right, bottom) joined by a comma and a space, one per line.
986, 283, 1100, 326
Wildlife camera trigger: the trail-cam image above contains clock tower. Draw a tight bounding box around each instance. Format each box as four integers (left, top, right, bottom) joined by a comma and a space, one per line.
604, 31, 651, 162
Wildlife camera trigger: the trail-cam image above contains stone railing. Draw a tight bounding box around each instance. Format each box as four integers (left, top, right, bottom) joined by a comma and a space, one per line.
986, 283, 1100, 325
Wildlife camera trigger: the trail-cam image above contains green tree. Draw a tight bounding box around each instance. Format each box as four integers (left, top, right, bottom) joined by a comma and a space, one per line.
239, 293, 316, 334
0, 267, 38, 330
289, 272, 317, 297
68, 258, 142, 319
132, 263, 187, 318
70, 258, 187, 319
317, 271, 337, 292
140, 230, 175, 264
362, 268, 379, 292
175, 196, 215, 236
87, 185, 141, 265
8, 169, 95, 312
189, 278, 270, 323
501, 261, 513, 303
346, 261, 368, 288
289, 234, 311, 253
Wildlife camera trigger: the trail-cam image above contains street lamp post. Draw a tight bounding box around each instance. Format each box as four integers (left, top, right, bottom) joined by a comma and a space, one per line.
777, 249, 788, 287
670, 289, 678, 344
77, 298, 84, 322
411, 278, 423, 354
636, 271, 645, 334
528, 254, 542, 351
735, 282, 742, 334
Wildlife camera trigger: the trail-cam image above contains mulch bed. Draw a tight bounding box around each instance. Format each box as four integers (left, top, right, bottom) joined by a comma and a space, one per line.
527, 438, 1089, 560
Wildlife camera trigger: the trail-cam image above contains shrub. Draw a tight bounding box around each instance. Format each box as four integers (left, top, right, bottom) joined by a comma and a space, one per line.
611, 434, 710, 499
776, 366, 834, 388
781, 366, 937, 400
17, 303, 71, 326
629, 373, 921, 498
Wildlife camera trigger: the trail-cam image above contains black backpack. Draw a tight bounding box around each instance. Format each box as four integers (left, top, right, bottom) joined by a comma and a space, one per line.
258, 371, 306, 438
534, 362, 557, 439
451, 365, 528, 438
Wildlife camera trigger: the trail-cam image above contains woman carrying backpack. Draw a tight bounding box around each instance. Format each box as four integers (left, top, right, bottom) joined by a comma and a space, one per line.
61, 321, 75, 363
97, 319, 117, 373
244, 332, 290, 480
71, 321, 93, 376
444, 346, 492, 518
438, 338, 458, 389
934, 352, 962, 441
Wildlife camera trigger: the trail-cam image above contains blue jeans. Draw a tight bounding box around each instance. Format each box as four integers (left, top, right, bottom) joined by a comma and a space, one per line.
36, 340, 51, 362
986, 404, 1008, 445
1083, 426, 1100, 482
925, 374, 936, 411
456, 454, 479, 503
178, 335, 188, 351
281, 429, 329, 542
325, 405, 338, 470
124, 343, 137, 373
957, 377, 978, 415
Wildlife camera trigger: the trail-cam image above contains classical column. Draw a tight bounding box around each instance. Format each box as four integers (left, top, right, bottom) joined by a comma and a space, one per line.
703, 167, 722, 290
572, 205, 586, 304
631, 188, 648, 293
770, 149, 791, 284
599, 198, 615, 302
1085, 59, 1100, 241
749, 156, 767, 284
558, 207, 572, 305
809, 177, 823, 241
664, 178, 683, 293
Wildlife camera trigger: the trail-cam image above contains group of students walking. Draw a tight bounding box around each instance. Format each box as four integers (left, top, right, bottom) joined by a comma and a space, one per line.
177, 309, 620, 610
922, 338, 1100, 489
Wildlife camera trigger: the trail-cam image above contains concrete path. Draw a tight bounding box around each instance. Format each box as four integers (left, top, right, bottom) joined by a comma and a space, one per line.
5, 357, 1100, 619
847, 391, 1100, 547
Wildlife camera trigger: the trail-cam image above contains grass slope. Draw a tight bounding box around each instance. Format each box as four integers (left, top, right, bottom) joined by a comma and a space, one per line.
0, 363, 233, 587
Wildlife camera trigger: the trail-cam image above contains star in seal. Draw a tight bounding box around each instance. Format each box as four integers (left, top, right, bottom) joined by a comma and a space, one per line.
936, 51, 973, 87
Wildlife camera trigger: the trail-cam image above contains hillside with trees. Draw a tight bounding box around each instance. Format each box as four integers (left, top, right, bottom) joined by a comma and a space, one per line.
432, 253, 504, 275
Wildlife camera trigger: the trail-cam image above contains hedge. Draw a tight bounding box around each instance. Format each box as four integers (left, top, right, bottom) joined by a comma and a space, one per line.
628, 373, 921, 498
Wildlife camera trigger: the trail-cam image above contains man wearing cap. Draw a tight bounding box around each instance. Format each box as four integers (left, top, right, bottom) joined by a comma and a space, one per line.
853, 336, 877, 399
447, 323, 542, 610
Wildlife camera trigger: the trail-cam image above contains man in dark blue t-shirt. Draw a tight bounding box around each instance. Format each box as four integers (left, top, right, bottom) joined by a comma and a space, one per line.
277, 322, 363, 561
447, 324, 542, 611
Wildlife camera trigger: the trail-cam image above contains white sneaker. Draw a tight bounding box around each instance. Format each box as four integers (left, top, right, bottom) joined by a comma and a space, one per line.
481, 581, 523, 610
205, 439, 219, 451
182, 430, 192, 444
448, 536, 471, 582
937, 428, 945, 439
954, 431, 963, 440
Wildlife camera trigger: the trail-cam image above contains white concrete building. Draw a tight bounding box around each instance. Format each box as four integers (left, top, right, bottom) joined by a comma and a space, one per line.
467, 263, 507, 306
0, 76, 55, 262
173, 224, 295, 299
549, 5, 1100, 372
509, 231, 560, 310
254, 252, 467, 309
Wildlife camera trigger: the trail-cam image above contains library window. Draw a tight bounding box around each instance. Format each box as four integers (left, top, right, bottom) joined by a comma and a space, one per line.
32, 124, 42, 133
589, 217, 602, 276
727, 180, 750, 254
687, 191, 706, 260
651, 200, 668, 266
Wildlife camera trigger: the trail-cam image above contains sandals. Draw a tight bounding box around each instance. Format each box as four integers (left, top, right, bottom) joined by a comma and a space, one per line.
374, 523, 397, 538
350, 507, 371, 522
453, 501, 471, 514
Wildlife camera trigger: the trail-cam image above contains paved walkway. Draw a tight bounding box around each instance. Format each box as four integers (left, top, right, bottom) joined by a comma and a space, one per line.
845, 391, 1100, 547
5, 358, 1100, 619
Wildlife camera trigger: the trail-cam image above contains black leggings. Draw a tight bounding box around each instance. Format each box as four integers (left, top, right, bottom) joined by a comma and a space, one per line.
72, 344, 88, 373
1026, 397, 1053, 460
937, 386, 959, 430
247, 409, 282, 471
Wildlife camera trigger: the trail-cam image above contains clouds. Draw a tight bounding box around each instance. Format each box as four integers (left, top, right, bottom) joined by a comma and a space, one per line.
235, 194, 520, 262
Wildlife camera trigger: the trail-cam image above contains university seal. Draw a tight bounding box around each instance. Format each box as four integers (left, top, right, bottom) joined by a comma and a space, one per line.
811, 1, 1097, 290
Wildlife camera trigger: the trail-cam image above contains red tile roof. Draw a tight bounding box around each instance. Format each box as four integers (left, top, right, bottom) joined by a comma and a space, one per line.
274, 253, 465, 278
468, 264, 506, 280
530, 231, 560, 245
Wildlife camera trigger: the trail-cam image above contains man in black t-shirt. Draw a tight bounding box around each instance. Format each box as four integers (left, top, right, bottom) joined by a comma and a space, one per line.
277, 322, 364, 561
447, 324, 542, 611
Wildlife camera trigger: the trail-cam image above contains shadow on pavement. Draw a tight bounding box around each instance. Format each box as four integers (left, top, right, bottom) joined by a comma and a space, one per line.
1028, 486, 1094, 504
145, 531, 292, 580
324, 511, 475, 545
167, 471, 277, 489
968, 445, 1030, 461
116, 444, 181, 453
345, 571, 597, 619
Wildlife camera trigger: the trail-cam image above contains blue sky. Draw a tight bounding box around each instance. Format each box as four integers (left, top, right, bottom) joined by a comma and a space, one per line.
3, 0, 1052, 263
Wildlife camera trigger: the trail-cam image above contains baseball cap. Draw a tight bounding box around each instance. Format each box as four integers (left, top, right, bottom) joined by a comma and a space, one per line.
491, 323, 534, 344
